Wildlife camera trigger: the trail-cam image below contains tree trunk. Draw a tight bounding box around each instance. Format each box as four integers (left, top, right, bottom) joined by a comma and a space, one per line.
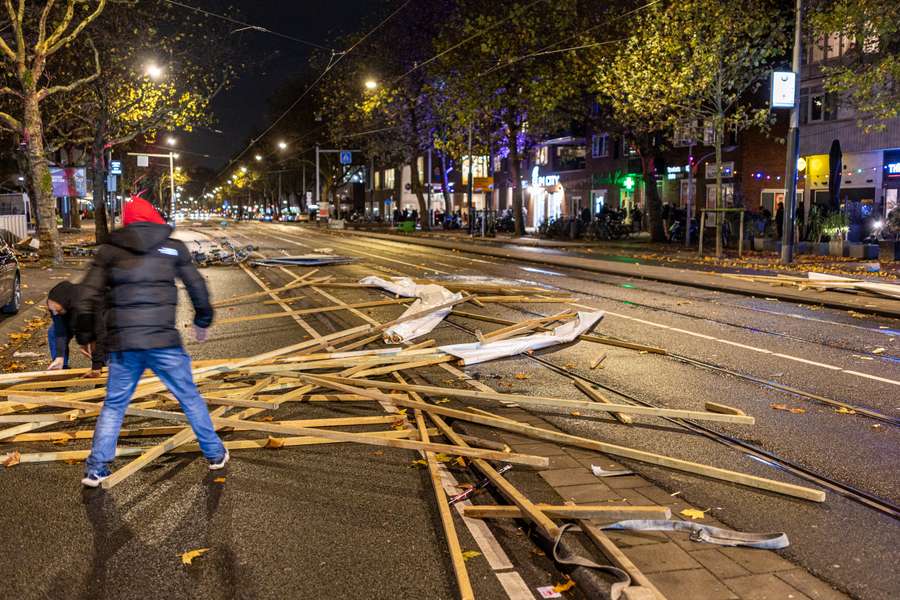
714, 119, 724, 258
508, 126, 525, 237
639, 147, 665, 242
439, 150, 452, 217
23, 93, 61, 264
409, 158, 430, 231
91, 124, 110, 244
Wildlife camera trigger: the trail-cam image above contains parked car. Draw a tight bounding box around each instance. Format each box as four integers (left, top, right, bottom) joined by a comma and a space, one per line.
0, 237, 20, 314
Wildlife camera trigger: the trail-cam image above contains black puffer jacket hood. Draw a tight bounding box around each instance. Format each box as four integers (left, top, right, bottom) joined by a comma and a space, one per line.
108, 222, 173, 254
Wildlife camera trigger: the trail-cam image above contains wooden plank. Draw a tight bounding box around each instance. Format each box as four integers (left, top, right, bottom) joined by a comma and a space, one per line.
429, 411, 561, 539
0, 414, 76, 423
14, 429, 425, 464
414, 409, 474, 600
211, 272, 325, 306
9, 394, 549, 468
573, 378, 633, 425
308, 375, 755, 425
101, 405, 231, 489
577, 517, 669, 600
461, 505, 671, 521
299, 378, 826, 503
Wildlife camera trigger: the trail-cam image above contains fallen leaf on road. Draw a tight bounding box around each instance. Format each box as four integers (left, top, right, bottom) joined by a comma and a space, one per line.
454, 457, 466, 468
872, 348, 884, 354
52, 437, 70, 446
770, 403, 806, 414
514, 372, 530, 380
835, 407, 856, 415
259, 416, 274, 422
563, 362, 576, 369
570, 411, 581, 417
461, 550, 481, 561
410, 459, 427, 467
371, 450, 384, 457
680, 508, 708, 520
180, 548, 209, 565
436, 398, 451, 404
2, 451, 20, 467
213, 477, 226, 484
553, 576, 576, 592
264, 436, 284, 449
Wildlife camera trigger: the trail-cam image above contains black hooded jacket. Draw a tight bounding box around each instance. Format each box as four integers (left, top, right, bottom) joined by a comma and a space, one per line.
48, 281, 107, 369
76, 223, 213, 352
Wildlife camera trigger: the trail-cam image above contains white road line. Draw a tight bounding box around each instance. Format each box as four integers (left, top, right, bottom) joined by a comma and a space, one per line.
570, 303, 900, 388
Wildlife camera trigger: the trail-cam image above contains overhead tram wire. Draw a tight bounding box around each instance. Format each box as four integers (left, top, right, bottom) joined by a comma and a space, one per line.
215, 0, 414, 182
158, 0, 332, 50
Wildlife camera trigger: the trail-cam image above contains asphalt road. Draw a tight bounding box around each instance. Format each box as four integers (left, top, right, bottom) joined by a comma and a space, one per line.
0, 221, 897, 600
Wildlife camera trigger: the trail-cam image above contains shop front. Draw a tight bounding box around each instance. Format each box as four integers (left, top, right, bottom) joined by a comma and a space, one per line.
882, 149, 900, 218
527, 166, 563, 229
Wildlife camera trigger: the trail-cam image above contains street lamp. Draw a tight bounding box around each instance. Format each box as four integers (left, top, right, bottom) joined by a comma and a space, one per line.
144, 63, 164, 80
255, 154, 263, 161
240, 166, 248, 173
364, 79, 378, 90
277, 140, 288, 150
166, 136, 177, 146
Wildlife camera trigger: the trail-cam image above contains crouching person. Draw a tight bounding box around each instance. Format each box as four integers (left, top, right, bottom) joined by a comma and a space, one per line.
77, 196, 228, 487
46, 281, 107, 376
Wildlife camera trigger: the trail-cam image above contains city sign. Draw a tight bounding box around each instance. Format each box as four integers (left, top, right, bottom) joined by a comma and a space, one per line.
531, 166, 559, 188
110, 160, 122, 175
771, 71, 796, 108
136, 154, 149, 167
340, 150, 352, 165
886, 162, 900, 178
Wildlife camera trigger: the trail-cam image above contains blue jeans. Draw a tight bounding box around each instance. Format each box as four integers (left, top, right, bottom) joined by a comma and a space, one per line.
47, 323, 70, 368
85, 346, 226, 474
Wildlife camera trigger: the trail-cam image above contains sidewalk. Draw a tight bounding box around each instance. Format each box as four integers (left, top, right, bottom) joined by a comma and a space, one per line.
371, 227, 898, 281
328, 228, 900, 319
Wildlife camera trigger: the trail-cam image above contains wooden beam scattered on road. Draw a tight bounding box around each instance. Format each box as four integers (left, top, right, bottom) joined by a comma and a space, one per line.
461, 504, 671, 521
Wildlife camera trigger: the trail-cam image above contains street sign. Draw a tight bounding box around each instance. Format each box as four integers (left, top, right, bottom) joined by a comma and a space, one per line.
110, 160, 122, 175
473, 176, 494, 192
106, 174, 117, 192
136, 154, 149, 167
771, 71, 796, 108
340, 150, 352, 165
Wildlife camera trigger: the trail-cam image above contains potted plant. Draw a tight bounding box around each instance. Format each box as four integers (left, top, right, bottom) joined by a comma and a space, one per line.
823, 212, 849, 256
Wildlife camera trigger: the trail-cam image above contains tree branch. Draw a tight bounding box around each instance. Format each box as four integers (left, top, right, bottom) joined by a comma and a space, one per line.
46, 0, 107, 56
0, 109, 22, 132
38, 39, 101, 100
37, 0, 58, 48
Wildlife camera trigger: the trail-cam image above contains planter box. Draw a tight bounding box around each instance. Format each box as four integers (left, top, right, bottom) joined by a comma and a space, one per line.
879, 240, 900, 262
753, 237, 778, 252
828, 240, 849, 257
848, 243, 879, 259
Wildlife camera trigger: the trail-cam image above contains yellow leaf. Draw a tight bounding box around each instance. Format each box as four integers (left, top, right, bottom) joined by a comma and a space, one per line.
680, 508, 708, 520
454, 456, 467, 468
52, 437, 70, 446
213, 477, 226, 484
553, 576, 576, 592
514, 372, 530, 380
461, 550, 481, 561
260, 416, 274, 422
835, 407, 856, 415
872, 348, 884, 354
264, 436, 284, 449
434, 453, 453, 463
180, 548, 209, 565
410, 459, 427, 467
436, 398, 451, 404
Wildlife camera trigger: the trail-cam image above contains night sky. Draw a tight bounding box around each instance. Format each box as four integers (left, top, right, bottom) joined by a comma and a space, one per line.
177, 0, 372, 170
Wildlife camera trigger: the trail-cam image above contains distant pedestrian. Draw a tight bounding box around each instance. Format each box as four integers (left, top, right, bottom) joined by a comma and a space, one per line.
46, 281, 107, 377
77, 196, 228, 487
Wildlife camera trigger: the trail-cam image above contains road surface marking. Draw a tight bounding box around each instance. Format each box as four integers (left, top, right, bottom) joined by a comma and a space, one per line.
570, 303, 900, 388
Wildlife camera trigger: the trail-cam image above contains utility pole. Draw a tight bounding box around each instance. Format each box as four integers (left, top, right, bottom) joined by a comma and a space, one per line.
781, 0, 803, 264
686, 141, 694, 247
315, 145, 321, 220
427, 146, 433, 226
168, 152, 176, 223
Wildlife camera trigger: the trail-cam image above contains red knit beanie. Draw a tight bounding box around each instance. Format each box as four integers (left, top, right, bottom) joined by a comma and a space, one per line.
123, 196, 166, 226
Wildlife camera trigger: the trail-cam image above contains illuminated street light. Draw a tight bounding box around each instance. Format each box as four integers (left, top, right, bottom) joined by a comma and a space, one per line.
255, 154, 263, 161
364, 79, 378, 90
277, 140, 288, 150
166, 136, 177, 146
144, 63, 164, 80
240, 166, 248, 173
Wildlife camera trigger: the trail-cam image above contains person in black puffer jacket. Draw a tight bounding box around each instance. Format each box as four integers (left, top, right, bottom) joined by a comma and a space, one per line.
76, 196, 228, 487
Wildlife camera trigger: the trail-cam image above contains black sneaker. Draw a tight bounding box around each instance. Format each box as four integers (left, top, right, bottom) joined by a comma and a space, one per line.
81, 468, 112, 488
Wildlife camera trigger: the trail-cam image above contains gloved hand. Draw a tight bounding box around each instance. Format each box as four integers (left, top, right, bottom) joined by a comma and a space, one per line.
47, 357, 65, 370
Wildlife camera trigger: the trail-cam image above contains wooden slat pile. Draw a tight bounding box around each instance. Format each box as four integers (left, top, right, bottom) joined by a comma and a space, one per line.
0, 274, 826, 599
